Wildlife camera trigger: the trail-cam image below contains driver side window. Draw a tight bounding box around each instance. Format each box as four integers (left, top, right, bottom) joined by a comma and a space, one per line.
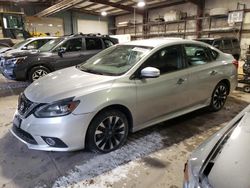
61, 38, 82, 52
141, 45, 183, 75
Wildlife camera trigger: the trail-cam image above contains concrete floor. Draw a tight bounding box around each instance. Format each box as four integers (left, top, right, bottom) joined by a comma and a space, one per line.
0, 75, 249, 188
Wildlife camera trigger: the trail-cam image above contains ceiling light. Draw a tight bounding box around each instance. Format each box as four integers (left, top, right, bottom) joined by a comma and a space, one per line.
101, 11, 107, 16
137, 1, 145, 8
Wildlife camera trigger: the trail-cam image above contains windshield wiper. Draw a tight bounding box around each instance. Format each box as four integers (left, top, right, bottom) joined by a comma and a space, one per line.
79, 67, 104, 75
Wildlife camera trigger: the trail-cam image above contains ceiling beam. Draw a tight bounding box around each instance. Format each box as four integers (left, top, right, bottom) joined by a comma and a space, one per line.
185, 0, 199, 5
36, 0, 87, 17
88, 0, 144, 14
90, 0, 128, 12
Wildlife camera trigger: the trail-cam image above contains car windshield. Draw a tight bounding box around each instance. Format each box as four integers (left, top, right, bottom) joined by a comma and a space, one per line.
39, 38, 64, 52
12, 39, 32, 49
77, 45, 152, 76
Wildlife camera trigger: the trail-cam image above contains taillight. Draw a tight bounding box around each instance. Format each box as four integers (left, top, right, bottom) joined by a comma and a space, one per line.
232, 60, 239, 69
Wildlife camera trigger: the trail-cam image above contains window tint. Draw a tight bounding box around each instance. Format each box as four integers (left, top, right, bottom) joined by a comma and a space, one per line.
232, 38, 239, 47
223, 39, 232, 48
61, 38, 82, 52
86, 38, 102, 50
142, 45, 183, 75
184, 44, 211, 66
210, 49, 219, 60
213, 40, 221, 48
103, 39, 114, 48
37, 39, 50, 48
26, 40, 39, 49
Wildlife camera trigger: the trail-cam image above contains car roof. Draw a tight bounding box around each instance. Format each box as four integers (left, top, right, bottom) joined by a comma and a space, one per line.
123, 38, 185, 47
28, 36, 58, 40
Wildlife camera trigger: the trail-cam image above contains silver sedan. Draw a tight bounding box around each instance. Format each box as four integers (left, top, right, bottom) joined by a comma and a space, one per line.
184, 104, 250, 188
10, 38, 238, 152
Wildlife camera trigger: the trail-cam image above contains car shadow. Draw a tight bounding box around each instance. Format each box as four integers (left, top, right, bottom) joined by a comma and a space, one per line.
0, 94, 248, 188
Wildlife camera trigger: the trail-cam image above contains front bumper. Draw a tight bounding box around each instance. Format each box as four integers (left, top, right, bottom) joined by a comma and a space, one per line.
10, 111, 95, 151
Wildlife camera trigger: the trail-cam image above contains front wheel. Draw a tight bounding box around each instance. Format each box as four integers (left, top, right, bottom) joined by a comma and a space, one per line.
243, 85, 250, 93
28, 66, 50, 82
86, 110, 129, 153
209, 82, 229, 112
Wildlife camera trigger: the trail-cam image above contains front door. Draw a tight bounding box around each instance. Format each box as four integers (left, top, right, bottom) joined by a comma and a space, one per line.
135, 45, 190, 125
53, 37, 83, 70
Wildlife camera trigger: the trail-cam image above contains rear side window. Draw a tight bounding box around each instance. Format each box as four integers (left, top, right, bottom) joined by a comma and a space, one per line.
210, 49, 219, 60
184, 44, 211, 66
103, 39, 114, 48
223, 40, 232, 48
86, 38, 103, 50
232, 38, 240, 48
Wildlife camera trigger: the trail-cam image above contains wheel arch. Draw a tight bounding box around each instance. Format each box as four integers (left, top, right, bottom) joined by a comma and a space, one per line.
88, 104, 134, 133
26, 63, 54, 79
218, 79, 231, 95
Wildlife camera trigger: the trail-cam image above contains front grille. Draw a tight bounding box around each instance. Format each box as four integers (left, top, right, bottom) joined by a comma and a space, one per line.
12, 126, 38, 145
18, 93, 34, 116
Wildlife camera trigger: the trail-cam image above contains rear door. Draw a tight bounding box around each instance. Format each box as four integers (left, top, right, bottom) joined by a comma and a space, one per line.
184, 43, 222, 105
80, 37, 104, 62
135, 45, 190, 126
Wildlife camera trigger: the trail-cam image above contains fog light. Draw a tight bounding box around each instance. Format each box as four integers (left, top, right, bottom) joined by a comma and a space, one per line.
45, 138, 56, 146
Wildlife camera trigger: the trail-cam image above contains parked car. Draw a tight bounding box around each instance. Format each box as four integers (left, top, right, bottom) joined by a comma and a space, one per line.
184, 104, 250, 188
0, 34, 118, 82
196, 37, 241, 60
0, 37, 56, 54
10, 38, 237, 153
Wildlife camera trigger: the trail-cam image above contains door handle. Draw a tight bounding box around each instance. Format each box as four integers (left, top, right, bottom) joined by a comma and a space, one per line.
177, 78, 187, 85
210, 70, 218, 76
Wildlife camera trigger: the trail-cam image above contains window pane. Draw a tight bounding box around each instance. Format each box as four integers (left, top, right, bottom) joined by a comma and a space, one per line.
143, 45, 182, 74
62, 38, 82, 52
103, 39, 114, 48
86, 38, 102, 50
184, 44, 210, 66
223, 40, 232, 48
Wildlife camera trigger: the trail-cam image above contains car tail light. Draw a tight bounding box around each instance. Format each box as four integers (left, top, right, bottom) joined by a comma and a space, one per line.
232, 59, 239, 69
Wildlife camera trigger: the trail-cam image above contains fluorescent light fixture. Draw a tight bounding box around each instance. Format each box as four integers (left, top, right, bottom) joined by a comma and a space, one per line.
101, 11, 107, 16
137, 1, 145, 7
118, 21, 128, 25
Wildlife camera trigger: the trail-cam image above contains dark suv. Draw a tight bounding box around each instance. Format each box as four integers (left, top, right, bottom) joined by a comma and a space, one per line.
196, 37, 241, 60
1, 34, 118, 82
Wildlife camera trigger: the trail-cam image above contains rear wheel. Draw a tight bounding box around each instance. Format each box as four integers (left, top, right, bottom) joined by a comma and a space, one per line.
209, 82, 229, 111
28, 66, 50, 82
87, 110, 129, 153
243, 85, 250, 93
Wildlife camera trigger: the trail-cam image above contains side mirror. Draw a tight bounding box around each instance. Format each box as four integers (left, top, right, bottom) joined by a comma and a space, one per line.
21, 46, 28, 50
141, 67, 160, 78
58, 47, 66, 57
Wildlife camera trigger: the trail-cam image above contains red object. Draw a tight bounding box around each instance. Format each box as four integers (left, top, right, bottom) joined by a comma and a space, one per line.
232, 59, 239, 69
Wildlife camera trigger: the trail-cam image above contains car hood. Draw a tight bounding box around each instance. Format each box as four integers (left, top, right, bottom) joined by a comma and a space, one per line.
188, 105, 250, 187
0, 47, 12, 54
3, 49, 39, 58
24, 67, 117, 103
207, 110, 250, 188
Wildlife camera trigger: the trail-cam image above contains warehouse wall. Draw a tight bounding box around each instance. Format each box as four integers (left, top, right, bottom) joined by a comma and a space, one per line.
0, 4, 114, 36
114, 0, 250, 56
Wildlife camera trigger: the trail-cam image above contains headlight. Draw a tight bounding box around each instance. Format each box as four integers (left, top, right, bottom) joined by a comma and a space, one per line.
34, 98, 80, 118
5, 56, 27, 65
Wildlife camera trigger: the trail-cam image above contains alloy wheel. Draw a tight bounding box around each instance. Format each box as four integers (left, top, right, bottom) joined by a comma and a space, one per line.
94, 116, 126, 151
212, 84, 227, 110
32, 69, 48, 81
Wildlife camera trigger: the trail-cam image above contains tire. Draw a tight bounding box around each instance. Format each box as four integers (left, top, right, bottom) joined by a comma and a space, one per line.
86, 110, 129, 153
28, 66, 50, 82
243, 85, 250, 93
209, 82, 229, 112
